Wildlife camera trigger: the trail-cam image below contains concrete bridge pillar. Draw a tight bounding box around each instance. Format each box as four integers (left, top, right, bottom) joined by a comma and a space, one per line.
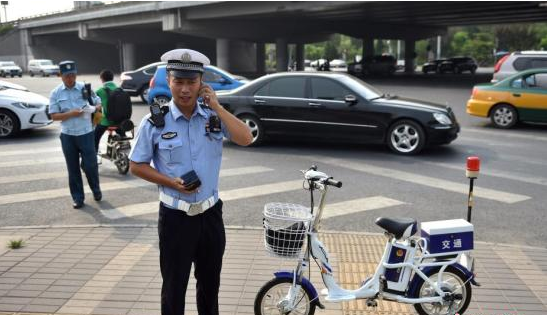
404, 39, 416, 73
296, 43, 305, 71
216, 38, 230, 70
121, 42, 136, 71
20, 29, 35, 71
216, 38, 256, 73
362, 37, 374, 61
276, 37, 288, 72
256, 42, 265, 75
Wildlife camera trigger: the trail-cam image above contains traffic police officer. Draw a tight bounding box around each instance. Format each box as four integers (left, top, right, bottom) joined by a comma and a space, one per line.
48, 61, 102, 209
129, 49, 252, 315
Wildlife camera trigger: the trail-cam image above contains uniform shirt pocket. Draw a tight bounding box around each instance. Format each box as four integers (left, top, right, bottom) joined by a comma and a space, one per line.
207, 133, 224, 156
56, 98, 71, 112
158, 138, 184, 165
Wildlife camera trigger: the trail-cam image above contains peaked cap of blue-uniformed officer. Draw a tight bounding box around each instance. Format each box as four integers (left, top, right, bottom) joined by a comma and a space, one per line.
161, 49, 210, 79
59, 60, 77, 75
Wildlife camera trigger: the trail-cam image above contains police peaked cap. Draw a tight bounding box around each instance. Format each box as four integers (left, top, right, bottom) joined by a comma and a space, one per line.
161, 49, 210, 78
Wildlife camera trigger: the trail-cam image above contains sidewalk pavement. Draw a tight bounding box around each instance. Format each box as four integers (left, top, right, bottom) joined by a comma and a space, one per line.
0, 225, 546, 315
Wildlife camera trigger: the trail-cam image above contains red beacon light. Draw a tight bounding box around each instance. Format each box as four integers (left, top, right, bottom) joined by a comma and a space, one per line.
466, 156, 480, 178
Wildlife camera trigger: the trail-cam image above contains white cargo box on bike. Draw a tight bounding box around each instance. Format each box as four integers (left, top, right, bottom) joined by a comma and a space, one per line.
421, 219, 473, 254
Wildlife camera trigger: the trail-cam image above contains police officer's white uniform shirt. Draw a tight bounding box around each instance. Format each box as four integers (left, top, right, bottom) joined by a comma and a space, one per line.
129, 100, 230, 206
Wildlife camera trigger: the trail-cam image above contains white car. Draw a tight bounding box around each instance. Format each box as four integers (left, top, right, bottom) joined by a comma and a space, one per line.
0, 61, 23, 77
0, 80, 52, 137
28, 59, 59, 77
330, 59, 348, 72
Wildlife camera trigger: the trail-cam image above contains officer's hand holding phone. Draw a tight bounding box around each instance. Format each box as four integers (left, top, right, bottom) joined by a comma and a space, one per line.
172, 176, 200, 194
198, 82, 220, 111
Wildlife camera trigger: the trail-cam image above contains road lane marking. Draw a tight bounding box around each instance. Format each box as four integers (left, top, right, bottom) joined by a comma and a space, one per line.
322, 158, 530, 204
0, 166, 274, 206
0, 147, 63, 157
463, 127, 547, 143
0, 157, 66, 168
0, 172, 68, 184
100, 179, 302, 219
425, 161, 547, 187
322, 196, 406, 219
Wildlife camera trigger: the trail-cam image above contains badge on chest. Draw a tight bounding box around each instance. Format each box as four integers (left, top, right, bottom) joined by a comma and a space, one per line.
161, 132, 177, 140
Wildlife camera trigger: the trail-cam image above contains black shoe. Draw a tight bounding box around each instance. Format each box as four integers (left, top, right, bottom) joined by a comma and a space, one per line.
93, 193, 102, 201
73, 201, 84, 209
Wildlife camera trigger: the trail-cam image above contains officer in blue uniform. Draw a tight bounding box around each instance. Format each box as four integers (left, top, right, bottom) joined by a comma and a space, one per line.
129, 49, 252, 315
49, 61, 102, 209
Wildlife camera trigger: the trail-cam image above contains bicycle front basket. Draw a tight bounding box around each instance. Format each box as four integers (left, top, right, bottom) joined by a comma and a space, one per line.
263, 203, 312, 258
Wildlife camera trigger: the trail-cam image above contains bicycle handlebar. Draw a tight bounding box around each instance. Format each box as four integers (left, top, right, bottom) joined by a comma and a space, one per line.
303, 166, 342, 189
326, 178, 343, 188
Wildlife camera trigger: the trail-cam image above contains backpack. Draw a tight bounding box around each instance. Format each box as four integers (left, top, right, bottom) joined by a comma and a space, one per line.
104, 87, 132, 124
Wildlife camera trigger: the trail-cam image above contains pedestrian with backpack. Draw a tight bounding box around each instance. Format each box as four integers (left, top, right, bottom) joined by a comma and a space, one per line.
94, 69, 132, 153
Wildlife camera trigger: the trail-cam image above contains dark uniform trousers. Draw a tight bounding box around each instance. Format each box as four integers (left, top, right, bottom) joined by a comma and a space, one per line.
158, 199, 226, 315
59, 131, 101, 203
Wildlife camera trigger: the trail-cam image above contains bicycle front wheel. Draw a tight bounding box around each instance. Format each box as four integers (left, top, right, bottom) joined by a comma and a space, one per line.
254, 277, 316, 315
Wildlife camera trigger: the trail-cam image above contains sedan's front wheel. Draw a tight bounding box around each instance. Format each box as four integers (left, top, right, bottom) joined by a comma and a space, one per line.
240, 115, 264, 146
0, 109, 20, 138
387, 120, 425, 155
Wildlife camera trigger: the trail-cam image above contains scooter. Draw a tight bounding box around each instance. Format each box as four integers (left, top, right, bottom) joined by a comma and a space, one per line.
98, 119, 134, 175
255, 159, 481, 315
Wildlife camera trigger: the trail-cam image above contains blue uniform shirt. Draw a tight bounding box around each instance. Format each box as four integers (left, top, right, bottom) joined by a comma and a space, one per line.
49, 81, 101, 136
129, 100, 230, 206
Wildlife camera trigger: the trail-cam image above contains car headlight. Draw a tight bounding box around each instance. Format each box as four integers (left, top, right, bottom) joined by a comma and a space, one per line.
12, 102, 44, 109
433, 112, 452, 125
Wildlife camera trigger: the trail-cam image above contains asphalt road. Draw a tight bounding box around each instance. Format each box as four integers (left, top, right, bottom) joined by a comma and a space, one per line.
1, 72, 546, 248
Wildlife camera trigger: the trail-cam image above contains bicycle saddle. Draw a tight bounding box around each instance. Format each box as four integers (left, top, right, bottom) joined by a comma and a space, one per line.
375, 217, 417, 239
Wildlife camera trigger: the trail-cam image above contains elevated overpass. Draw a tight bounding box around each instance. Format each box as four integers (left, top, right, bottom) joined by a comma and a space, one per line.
2, 1, 547, 74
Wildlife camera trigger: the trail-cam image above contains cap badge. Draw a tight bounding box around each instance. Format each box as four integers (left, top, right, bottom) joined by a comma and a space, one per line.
66, 65, 71, 69
181, 52, 192, 63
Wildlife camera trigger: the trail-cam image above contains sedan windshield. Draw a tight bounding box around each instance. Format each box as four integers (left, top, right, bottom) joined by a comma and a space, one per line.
339, 75, 383, 100
1, 62, 16, 66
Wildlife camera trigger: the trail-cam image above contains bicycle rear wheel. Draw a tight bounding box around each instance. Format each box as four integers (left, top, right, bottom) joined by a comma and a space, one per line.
413, 266, 472, 315
254, 277, 316, 315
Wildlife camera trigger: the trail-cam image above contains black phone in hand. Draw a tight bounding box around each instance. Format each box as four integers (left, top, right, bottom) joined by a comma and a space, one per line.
181, 170, 201, 190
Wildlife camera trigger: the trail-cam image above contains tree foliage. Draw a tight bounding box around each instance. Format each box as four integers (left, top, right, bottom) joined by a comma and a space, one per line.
269, 23, 547, 69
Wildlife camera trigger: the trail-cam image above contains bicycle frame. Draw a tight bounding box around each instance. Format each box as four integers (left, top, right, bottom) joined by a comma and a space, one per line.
282, 178, 473, 309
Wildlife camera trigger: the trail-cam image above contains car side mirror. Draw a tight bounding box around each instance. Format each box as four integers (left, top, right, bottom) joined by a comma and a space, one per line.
345, 94, 358, 106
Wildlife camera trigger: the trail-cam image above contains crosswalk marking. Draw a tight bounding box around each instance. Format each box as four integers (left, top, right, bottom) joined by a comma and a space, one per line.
0, 166, 274, 207
0, 147, 62, 157
101, 179, 302, 219
0, 172, 67, 184
0, 179, 151, 206
425, 161, 547, 187
322, 196, 406, 219
220, 166, 272, 177
0, 157, 66, 168
463, 127, 547, 143
322, 158, 530, 204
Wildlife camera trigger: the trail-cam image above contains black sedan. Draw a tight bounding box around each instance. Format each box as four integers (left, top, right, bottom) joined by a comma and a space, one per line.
438, 57, 477, 74
422, 59, 447, 74
218, 72, 459, 155
120, 62, 165, 103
